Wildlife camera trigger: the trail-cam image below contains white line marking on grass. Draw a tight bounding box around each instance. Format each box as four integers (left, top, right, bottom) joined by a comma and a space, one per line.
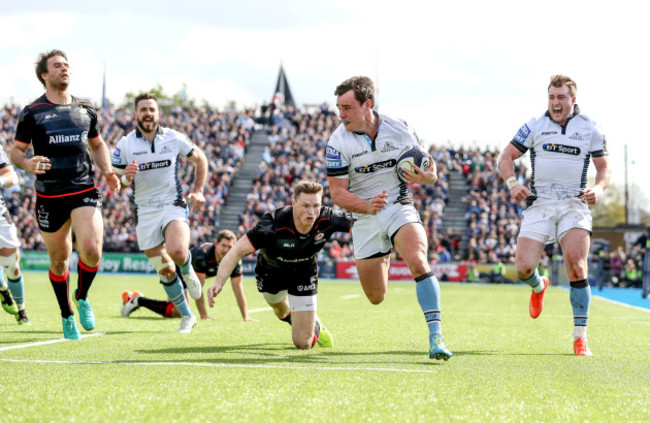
0, 358, 442, 373
0, 332, 106, 352
248, 307, 272, 313
592, 296, 650, 313
341, 294, 360, 300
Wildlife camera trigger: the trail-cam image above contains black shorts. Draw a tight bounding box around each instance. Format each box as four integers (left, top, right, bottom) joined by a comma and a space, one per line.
35, 187, 102, 233
255, 265, 319, 297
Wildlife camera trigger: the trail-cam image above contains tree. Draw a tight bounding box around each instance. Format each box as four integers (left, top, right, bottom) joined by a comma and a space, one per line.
122, 84, 194, 112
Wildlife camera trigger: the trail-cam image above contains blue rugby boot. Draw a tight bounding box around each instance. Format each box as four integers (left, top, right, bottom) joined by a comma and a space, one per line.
73, 289, 95, 331
62, 315, 81, 340
429, 333, 452, 361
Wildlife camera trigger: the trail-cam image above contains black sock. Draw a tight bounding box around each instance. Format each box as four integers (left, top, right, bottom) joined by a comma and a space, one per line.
280, 312, 292, 325
139, 297, 173, 317
49, 270, 73, 318
76, 260, 99, 300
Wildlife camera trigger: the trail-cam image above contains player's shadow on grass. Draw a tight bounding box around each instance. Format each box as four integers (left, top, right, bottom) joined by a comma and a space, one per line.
136, 345, 451, 365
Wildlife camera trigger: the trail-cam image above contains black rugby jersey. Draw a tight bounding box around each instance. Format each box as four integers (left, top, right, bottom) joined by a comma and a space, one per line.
246, 205, 353, 271
191, 242, 242, 279
14, 94, 100, 196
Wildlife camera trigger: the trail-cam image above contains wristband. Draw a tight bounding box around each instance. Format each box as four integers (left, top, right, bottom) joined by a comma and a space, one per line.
121, 174, 132, 186
505, 176, 518, 190
0, 176, 5, 188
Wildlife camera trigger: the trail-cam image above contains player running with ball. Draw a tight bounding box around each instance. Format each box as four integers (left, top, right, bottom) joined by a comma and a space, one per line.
326, 76, 452, 360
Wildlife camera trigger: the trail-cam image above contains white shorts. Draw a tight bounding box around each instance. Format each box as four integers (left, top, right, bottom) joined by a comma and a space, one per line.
136, 205, 189, 250
0, 217, 20, 249
352, 202, 421, 259
518, 198, 592, 244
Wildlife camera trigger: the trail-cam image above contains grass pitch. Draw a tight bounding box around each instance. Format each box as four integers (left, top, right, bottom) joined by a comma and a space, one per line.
1, 273, 648, 422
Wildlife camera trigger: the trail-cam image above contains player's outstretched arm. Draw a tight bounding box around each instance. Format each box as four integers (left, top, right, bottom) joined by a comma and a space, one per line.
230, 275, 258, 322
186, 146, 208, 212
207, 237, 256, 307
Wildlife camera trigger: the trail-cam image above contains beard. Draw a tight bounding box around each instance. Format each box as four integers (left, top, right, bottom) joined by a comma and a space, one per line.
137, 117, 158, 133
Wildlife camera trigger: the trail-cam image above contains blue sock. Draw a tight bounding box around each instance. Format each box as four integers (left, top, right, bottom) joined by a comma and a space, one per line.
520, 268, 543, 292
570, 279, 590, 328
161, 275, 192, 317
179, 251, 192, 275
415, 272, 441, 337
0, 266, 5, 290
7, 274, 25, 306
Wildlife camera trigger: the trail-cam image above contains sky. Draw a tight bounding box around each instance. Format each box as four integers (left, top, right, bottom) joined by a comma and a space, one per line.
1, 0, 649, 218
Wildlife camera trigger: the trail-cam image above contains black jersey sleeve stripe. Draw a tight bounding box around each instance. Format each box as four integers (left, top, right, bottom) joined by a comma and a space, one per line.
510, 139, 528, 154
186, 146, 195, 158
327, 167, 349, 177
591, 149, 607, 158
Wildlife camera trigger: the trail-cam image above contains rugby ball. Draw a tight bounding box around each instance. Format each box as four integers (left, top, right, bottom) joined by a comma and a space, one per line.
396, 145, 431, 182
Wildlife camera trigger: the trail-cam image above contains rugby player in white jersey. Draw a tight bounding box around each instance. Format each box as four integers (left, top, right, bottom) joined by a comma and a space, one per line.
112, 93, 207, 334
326, 76, 452, 360
0, 147, 30, 325
498, 75, 610, 356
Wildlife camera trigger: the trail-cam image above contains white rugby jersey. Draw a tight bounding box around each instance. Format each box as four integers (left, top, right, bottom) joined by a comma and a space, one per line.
326, 113, 421, 217
0, 148, 11, 216
112, 126, 194, 209
510, 111, 607, 202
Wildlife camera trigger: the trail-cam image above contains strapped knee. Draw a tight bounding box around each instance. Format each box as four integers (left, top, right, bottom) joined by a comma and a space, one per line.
148, 255, 175, 282
0, 252, 19, 276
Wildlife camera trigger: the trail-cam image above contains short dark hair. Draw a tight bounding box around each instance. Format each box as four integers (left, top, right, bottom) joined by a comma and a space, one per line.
334, 76, 375, 108
548, 75, 577, 97
293, 180, 323, 199
134, 93, 159, 109
216, 229, 236, 244
35, 49, 68, 87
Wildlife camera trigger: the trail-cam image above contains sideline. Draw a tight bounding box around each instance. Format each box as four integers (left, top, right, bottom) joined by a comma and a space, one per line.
0, 332, 106, 352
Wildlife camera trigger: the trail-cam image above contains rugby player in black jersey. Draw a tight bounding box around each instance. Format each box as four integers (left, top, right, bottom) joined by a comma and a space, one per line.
121, 229, 257, 322
11, 50, 120, 340
207, 180, 353, 349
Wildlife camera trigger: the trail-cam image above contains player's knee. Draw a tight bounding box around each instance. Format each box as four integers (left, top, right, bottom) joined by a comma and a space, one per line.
407, 260, 430, 279
0, 252, 20, 277
148, 255, 175, 280
292, 334, 314, 350
515, 263, 535, 280
366, 291, 385, 305
166, 247, 187, 265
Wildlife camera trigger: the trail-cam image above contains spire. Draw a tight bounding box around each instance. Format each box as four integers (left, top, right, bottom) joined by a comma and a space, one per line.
272, 63, 295, 108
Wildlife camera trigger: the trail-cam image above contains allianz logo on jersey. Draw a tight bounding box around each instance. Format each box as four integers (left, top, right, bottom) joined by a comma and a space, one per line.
543, 143, 580, 155
49, 131, 88, 144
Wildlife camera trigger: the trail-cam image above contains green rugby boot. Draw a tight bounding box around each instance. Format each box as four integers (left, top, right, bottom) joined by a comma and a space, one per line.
73, 289, 95, 331
62, 315, 81, 340
315, 318, 333, 348
1, 289, 17, 316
